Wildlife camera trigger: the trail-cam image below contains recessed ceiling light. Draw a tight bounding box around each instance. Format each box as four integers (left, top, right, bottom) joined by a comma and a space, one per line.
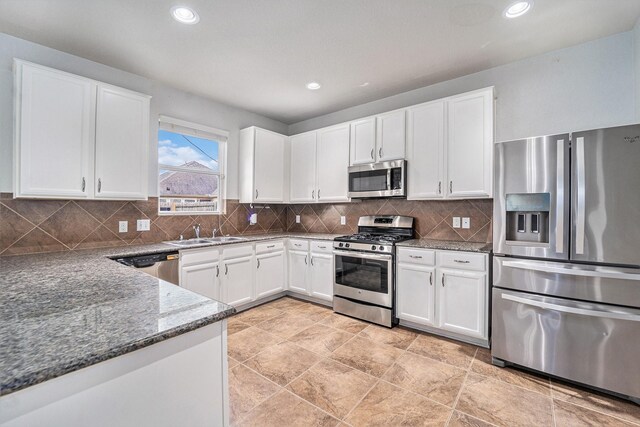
171, 6, 200, 24
504, 1, 532, 18
306, 81, 321, 90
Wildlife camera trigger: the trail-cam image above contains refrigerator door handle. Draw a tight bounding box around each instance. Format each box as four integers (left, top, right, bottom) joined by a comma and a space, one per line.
556, 139, 565, 253
575, 136, 586, 254
501, 293, 640, 322
501, 259, 640, 281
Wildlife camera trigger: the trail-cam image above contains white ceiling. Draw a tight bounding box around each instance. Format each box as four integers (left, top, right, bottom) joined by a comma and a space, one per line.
1, 0, 640, 124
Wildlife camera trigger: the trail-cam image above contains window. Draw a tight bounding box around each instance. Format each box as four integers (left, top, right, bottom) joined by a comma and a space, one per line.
158, 116, 227, 215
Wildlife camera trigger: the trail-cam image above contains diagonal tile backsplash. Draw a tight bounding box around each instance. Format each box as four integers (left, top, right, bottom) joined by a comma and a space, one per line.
0, 193, 491, 256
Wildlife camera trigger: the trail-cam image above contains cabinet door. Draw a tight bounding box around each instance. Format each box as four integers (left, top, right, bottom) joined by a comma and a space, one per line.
223, 256, 254, 307
376, 110, 406, 161
350, 118, 376, 165
317, 124, 350, 202
437, 269, 487, 339
288, 250, 309, 295
406, 102, 445, 199
310, 252, 333, 301
256, 250, 285, 299
15, 61, 95, 198
446, 88, 493, 198
94, 84, 150, 199
254, 129, 286, 202
290, 132, 317, 202
396, 263, 436, 326
181, 261, 220, 300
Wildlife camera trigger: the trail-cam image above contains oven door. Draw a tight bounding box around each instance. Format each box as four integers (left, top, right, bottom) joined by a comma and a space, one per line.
333, 249, 393, 307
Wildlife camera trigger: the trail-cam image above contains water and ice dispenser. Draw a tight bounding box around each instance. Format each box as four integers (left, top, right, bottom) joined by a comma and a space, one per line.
505, 193, 550, 244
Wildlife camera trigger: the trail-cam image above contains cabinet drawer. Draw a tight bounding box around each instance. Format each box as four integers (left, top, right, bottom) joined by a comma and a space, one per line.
222, 243, 254, 259
256, 240, 284, 254
310, 240, 333, 254
180, 247, 220, 266
438, 251, 486, 271
397, 248, 435, 265
288, 239, 309, 251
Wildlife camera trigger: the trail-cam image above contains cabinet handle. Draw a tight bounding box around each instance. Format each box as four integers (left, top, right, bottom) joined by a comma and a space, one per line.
430, 272, 433, 285
454, 259, 470, 264
267, 244, 275, 248
318, 245, 327, 249
98, 178, 102, 193
310, 256, 314, 266
370, 148, 374, 159
81, 177, 86, 192
449, 181, 452, 193
379, 147, 383, 158
442, 273, 445, 287
304, 255, 307, 265
216, 265, 219, 277
317, 189, 320, 199
409, 255, 422, 259
294, 243, 302, 247
225, 264, 228, 275
312, 190, 315, 199
257, 259, 260, 269
438, 181, 441, 194
255, 189, 259, 199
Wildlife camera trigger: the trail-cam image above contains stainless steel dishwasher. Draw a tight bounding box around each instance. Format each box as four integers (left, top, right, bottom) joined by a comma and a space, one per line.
116, 252, 180, 285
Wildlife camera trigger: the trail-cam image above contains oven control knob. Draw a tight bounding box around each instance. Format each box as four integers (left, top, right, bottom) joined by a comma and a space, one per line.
379, 246, 384, 251
345, 243, 350, 248
371, 245, 376, 250
339, 243, 344, 247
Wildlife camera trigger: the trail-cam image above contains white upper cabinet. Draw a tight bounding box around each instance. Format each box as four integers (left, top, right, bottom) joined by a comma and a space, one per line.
446, 88, 493, 198
289, 132, 317, 203
13, 59, 151, 200
14, 60, 95, 198
406, 101, 445, 199
317, 124, 350, 202
376, 109, 406, 161
349, 118, 376, 165
94, 84, 150, 200
239, 127, 287, 203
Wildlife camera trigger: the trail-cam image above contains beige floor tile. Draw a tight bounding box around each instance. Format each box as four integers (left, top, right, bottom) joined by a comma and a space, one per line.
237, 389, 339, 427
287, 358, 377, 419
456, 373, 554, 427
382, 351, 466, 406
234, 304, 284, 325
255, 312, 317, 339
407, 333, 477, 369
551, 381, 640, 425
553, 400, 638, 427
264, 296, 308, 310
229, 364, 281, 424
288, 324, 354, 357
345, 381, 452, 426
227, 318, 252, 335
227, 327, 282, 362
358, 324, 418, 350
244, 341, 320, 386
290, 302, 334, 321
321, 313, 370, 334
330, 336, 403, 377
228, 356, 240, 369
448, 411, 496, 427
471, 348, 551, 395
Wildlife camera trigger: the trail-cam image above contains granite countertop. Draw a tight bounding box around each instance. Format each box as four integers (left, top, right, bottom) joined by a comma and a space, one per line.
396, 239, 493, 253
0, 232, 338, 396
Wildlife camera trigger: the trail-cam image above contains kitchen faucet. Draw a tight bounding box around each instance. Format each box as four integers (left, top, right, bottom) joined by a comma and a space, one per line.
212, 228, 218, 238
193, 224, 201, 239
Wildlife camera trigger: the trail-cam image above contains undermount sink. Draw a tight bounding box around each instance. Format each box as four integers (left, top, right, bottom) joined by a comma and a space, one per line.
164, 236, 246, 247
206, 236, 246, 243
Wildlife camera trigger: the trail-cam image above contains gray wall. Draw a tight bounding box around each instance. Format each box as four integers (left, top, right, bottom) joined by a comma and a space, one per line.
289, 31, 637, 142
635, 18, 640, 120
0, 33, 288, 198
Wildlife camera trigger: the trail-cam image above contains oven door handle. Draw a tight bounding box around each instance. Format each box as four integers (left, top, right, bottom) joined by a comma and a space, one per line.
333, 249, 392, 261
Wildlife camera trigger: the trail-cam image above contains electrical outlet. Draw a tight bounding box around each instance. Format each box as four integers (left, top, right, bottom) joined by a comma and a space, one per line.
249, 213, 257, 225
136, 219, 150, 231
296, 215, 301, 223
118, 221, 128, 233
462, 217, 471, 229
340, 216, 346, 225
452, 217, 461, 228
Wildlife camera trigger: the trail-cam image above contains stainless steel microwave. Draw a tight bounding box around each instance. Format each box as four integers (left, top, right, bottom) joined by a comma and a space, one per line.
347, 160, 406, 199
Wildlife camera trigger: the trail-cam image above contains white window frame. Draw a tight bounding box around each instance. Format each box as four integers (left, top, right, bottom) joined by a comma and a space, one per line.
157, 116, 228, 216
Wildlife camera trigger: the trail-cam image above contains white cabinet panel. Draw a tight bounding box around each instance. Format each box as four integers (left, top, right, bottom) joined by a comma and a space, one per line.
256, 250, 285, 299
310, 252, 333, 301
288, 250, 309, 295
94, 84, 149, 200
317, 124, 350, 202
397, 263, 436, 326
349, 117, 376, 165
289, 132, 317, 203
15, 61, 95, 198
406, 101, 445, 199
240, 127, 286, 203
376, 110, 406, 161
223, 255, 254, 307
446, 88, 493, 198
437, 269, 487, 339
181, 261, 220, 300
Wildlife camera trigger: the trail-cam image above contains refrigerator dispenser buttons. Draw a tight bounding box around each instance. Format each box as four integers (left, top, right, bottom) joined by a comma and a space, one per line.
505, 193, 550, 244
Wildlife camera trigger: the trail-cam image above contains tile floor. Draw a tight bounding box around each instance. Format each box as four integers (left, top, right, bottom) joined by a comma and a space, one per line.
227, 297, 640, 427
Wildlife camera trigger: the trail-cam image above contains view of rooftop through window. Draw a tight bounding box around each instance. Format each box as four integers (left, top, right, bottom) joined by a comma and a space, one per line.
158, 129, 221, 214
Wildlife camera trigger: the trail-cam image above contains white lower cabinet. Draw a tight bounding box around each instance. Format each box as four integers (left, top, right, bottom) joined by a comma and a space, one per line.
396, 247, 488, 344
221, 245, 255, 307
287, 240, 334, 302
255, 242, 285, 299
288, 250, 309, 295
180, 248, 221, 300
310, 252, 333, 301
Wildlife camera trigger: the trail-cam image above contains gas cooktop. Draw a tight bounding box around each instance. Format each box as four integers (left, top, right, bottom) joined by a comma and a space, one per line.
333, 215, 415, 253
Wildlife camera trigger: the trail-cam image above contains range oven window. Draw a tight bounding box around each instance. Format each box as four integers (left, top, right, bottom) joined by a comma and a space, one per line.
349, 169, 388, 192
335, 254, 389, 294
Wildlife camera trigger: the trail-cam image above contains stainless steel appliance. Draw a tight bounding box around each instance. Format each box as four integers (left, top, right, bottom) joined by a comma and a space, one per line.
116, 252, 180, 285
492, 124, 640, 403
333, 215, 414, 327
347, 160, 406, 198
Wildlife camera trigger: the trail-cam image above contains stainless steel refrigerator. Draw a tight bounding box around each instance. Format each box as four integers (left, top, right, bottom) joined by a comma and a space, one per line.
492, 124, 640, 403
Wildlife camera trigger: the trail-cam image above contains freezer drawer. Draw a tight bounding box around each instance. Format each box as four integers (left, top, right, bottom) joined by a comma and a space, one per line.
492, 288, 640, 400
493, 257, 640, 307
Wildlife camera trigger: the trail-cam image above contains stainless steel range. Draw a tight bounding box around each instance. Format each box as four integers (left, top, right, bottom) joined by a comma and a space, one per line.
333, 215, 414, 327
